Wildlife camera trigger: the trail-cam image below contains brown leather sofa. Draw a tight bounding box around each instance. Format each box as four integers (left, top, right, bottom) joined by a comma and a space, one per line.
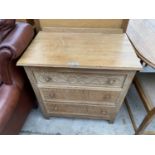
0, 19, 36, 134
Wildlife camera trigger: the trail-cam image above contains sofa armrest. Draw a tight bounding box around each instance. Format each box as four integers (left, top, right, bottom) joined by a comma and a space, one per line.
0, 22, 34, 84
0, 22, 34, 60
0, 48, 12, 84
0, 84, 21, 133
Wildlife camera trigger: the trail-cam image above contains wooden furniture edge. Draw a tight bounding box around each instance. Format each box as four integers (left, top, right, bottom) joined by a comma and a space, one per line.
41, 27, 123, 33
121, 19, 129, 33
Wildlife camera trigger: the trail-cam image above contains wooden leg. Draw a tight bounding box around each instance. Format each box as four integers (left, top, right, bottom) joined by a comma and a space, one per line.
125, 98, 137, 131
140, 60, 147, 67
135, 108, 155, 135
44, 115, 50, 120
108, 120, 114, 124
108, 116, 115, 124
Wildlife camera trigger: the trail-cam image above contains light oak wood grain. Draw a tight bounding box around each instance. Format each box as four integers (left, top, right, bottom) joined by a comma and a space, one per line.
24, 67, 49, 118
19, 29, 142, 121
127, 19, 155, 68
42, 27, 123, 34
17, 31, 141, 70
31, 67, 127, 88
39, 85, 120, 103
39, 19, 123, 28
24, 67, 137, 121
44, 101, 116, 120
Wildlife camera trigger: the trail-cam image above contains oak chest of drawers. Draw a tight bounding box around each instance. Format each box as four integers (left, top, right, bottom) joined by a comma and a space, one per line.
17, 30, 142, 122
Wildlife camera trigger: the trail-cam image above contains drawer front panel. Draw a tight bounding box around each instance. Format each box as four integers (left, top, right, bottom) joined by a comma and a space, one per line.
44, 101, 116, 119
39, 87, 120, 103
32, 68, 126, 88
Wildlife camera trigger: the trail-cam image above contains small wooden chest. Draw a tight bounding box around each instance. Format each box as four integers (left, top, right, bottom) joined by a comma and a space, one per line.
17, 31, 142, 122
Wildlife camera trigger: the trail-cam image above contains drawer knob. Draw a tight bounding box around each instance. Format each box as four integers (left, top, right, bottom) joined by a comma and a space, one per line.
54, 106, 58, 111
52, 105, 58, 111
103, 94, 111, 100
41, 76, 52, 82
45, 76, 52, 82
49, 92, 55, 98
108, 79, 116, 85
101, 110, 107, 115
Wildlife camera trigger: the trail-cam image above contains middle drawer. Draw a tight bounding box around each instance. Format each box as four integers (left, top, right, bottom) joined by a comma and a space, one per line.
39, 86, 120, 103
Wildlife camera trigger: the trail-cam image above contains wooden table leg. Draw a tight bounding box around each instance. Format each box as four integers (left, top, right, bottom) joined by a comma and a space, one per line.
135, 108, 155, 135
125, 98, 137, 131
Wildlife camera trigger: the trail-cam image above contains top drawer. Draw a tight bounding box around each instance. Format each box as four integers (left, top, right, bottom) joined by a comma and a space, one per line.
31, 68, 126, 88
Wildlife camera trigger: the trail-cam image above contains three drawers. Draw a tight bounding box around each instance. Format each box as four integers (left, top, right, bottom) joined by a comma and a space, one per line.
27, 67, 129, 120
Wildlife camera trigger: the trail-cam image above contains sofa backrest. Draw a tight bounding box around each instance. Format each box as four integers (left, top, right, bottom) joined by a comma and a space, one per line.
0, 19, 16, 43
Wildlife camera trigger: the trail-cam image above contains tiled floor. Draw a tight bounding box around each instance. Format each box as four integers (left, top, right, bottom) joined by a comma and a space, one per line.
20, 66, 155, 135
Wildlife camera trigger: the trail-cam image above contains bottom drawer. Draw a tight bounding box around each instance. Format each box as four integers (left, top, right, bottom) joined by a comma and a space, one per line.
44, 101, 117, 120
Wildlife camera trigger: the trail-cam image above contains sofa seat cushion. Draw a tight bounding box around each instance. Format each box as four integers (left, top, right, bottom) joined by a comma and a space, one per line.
0, 19, 15, 42
0, 84, 20, 132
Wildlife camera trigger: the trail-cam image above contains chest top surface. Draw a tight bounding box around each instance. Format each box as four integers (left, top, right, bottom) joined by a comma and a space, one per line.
17, 31, 142, 70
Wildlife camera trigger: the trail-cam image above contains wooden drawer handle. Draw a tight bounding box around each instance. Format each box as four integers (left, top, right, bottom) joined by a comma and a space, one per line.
41, 76, 52, 82
49, 92, 55, 98
54, 106, 58, 111
101, 110, 107, 115
108, 79, 116, 85
103, 94, 111, 100
51, 105, 58, 111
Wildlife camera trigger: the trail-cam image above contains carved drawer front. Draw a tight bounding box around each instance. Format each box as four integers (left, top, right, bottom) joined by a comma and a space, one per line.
39, 87, 120, 103
32, 68, 126, 88
44, 101, 116, 119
